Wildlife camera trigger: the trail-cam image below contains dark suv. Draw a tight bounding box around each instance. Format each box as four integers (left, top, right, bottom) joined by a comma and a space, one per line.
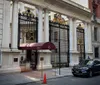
72, 59, 100, 77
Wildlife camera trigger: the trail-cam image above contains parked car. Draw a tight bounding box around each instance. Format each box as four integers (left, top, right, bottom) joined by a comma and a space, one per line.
72, 59, 100, 77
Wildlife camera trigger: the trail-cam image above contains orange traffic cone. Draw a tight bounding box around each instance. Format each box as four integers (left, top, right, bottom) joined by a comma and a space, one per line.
42, 73, 47, 84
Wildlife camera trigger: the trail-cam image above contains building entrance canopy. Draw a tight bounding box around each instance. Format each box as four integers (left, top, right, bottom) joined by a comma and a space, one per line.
19, 42, 56, 50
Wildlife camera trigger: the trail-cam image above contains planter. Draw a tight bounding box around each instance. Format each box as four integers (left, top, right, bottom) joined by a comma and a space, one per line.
25, 62, 31, 71
20, 62, 32, 72
20, 65, 26, 72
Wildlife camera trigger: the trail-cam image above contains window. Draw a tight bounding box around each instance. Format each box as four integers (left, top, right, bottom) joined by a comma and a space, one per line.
14, 58, 18, 62
94, 60, 100, 65
94, 47, 99, 58
94, 27, 98, 41
54, 31, 58, 42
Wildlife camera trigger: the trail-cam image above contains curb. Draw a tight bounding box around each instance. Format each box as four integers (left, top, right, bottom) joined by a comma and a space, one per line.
41, 74, 73, 80
15, 81, 40, 85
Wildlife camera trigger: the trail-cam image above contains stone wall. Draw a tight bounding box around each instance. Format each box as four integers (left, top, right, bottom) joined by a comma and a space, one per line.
0, 0, 4, 48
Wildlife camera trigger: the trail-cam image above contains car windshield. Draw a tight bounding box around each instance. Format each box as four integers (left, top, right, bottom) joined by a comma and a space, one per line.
79, 60, 93, 66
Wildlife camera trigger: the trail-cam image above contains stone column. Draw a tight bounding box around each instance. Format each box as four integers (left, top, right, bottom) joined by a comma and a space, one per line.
12, 0, 18, 50
84, 22, 88, 53
69, 17, 77, 52
84, 23, 93, 59
69, 17, 74, 51
1, 0, 11, 68
69, 17, 79, 66
43, 9, 52, 69
0, 0, 20, 73
73, 19, 77, 51
87, 24, 92, 53
44, 9, 49, 42
38, 7, 43, 42
2, 0, 10, 49
37, 8, 52, 69
37, 8, 45, 69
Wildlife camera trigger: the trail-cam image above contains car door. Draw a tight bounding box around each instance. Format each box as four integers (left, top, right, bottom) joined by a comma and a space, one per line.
93, 60, 100, 73
96, 60, 100, 72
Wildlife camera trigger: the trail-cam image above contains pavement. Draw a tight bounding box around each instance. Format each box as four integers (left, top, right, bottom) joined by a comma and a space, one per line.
0, 67, 72, 85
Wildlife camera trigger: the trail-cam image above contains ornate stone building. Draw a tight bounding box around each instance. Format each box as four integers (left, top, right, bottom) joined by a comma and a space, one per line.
89, 0, 100, 59
0, 0, 92, 73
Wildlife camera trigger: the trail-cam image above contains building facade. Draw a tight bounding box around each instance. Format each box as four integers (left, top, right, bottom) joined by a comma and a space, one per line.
0, 0, 93, 73
89, 0, 100, 59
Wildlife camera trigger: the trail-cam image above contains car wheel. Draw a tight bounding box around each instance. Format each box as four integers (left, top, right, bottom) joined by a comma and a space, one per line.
73, 74, 77, 77
89, 71, 93, 77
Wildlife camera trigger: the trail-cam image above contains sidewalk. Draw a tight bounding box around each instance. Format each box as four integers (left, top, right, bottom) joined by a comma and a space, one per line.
22, 67, 72, 80
0, 67, 72, 85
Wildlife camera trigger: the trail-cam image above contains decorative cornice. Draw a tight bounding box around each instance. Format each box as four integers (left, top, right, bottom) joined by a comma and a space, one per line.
15, 0, 92, 22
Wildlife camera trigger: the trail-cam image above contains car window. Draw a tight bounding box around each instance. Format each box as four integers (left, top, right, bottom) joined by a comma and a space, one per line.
87, 61, 94, 65
94, 60, 100, 65
79, 60, 93, 66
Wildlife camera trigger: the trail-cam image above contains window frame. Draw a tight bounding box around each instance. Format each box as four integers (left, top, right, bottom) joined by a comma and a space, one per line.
94, 27, 98, 41
94, 47, 99, 58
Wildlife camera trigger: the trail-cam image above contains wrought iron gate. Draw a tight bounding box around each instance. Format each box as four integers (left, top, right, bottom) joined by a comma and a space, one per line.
77, 26, 85, 62
18, 10, 38, 48
18, 10, 38, 69
49, 21, 69, 68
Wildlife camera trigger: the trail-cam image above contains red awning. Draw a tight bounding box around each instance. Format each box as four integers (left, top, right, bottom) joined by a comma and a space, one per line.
19, 42, 56, 50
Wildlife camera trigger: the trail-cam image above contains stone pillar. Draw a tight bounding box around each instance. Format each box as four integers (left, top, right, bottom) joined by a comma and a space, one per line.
37, 9, 52, 69
87, 24, 93, 53
44, 9, 52, 69
44, 9, 49, 42
2, 0, 10, 49
38, 8, 43, 42
0, 0, 20, 73
37, 52, 52, 69
69, 17, 79, 66
84, 23, 93, 59
73, 19, 77, 51
12, 0, 18, 50
69, 17, 74, 51
69, 17, 77, 52
84, 23, 88, 53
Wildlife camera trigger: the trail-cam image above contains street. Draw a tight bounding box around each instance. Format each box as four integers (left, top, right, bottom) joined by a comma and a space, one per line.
18, 75, 100, 85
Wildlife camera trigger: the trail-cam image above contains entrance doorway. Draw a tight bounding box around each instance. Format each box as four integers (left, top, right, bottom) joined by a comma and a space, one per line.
26, 50, 38, 70
18, 9, 38, 71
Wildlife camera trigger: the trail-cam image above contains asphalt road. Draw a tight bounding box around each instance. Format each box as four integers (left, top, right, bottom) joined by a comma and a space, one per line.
20, 75, 100, 85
